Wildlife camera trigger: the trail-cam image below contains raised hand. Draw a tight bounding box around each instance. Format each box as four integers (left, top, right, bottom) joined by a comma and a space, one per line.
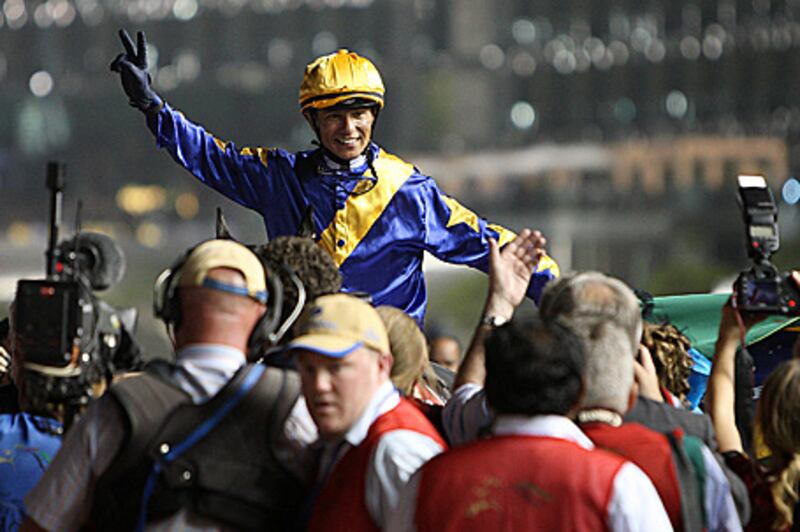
110, 29, 161, 111
484, 229, 544, 322
633, 345, 663, 402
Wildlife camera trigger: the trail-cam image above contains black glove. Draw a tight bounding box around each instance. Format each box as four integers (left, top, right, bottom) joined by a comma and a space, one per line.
110, 29, 161, 111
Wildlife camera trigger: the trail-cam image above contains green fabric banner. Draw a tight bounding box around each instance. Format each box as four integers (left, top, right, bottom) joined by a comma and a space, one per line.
647, 293, 800, 359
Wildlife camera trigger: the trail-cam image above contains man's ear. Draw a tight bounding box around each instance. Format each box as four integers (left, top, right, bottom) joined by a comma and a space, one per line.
567, 377, 587, 419
303, 109, 318, 130
255, 301, 268, 319
377, 351, 394, 378
627, 386, 638, 412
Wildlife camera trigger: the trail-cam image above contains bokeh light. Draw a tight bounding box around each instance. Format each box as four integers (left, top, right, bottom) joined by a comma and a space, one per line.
4, 0, 27, 29
173, 0, 198, 20
7, 222, 32, 246
510, 101, 536, 130
312, 32, 338, 56
175, 193, 200, 219
29, 71, 54, 97
136, 222, 164, 248
782, 177, 800, 205
479, 44, 504, 70
511, 18, 536, 45
116, 185, 167, 215
665, 91, 689, 119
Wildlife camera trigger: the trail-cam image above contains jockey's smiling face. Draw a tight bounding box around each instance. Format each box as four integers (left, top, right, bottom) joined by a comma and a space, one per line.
316, 107, 375, 161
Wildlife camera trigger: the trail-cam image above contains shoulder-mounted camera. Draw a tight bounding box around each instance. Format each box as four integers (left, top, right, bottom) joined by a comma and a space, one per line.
13, 163, 141, 428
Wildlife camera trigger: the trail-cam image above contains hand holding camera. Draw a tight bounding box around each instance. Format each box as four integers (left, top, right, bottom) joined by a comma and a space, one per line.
733, 174, 800, 316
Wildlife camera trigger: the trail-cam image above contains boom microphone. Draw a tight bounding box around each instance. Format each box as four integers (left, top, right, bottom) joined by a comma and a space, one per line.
58, 232, 126, 291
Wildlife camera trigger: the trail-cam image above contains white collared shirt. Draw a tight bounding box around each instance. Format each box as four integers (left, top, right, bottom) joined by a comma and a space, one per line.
321, 152, 368, 173
171, 344, 247, 403
315, 380, 444, 529
387, 414, 673, 532
493, 414, 596, 446
443, 385, 740, 532
441, 382, 492, 446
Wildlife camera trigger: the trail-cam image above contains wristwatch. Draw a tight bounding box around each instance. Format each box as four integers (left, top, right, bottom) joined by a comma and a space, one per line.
480, 315, 508, 327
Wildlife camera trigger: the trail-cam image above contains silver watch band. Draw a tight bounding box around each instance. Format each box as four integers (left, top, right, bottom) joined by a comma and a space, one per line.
480, 315, 508, 327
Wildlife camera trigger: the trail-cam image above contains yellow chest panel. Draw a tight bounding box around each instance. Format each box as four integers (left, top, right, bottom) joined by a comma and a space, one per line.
318, 151, 416, 267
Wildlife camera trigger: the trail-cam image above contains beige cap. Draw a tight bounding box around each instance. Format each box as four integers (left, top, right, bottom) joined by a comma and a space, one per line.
287, 294, 389, 357
178, 240, 267, 303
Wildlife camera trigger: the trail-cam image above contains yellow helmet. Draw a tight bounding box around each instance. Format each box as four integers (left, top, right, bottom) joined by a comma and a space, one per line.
299, 49, 385, 113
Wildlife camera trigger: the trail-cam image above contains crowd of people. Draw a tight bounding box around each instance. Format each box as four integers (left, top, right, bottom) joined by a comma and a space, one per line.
3, 228, 798, 531
0, 28, 798, 532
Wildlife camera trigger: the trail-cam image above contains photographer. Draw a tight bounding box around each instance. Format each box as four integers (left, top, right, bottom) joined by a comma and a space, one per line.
707, 275, 800, 532
2, 236, 138, 531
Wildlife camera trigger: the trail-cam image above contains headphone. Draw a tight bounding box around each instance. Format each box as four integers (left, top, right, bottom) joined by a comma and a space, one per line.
269, 264, 307, 347
152, 240, 284, 353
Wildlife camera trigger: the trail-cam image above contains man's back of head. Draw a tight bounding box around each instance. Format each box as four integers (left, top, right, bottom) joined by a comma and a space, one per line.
484, 319, 585, 418
160, 239, 269, 353
538, 272, 642, 413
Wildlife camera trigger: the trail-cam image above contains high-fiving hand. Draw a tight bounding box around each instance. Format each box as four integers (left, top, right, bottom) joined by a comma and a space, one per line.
110, 29, 161, 111
484, 229, 546, 322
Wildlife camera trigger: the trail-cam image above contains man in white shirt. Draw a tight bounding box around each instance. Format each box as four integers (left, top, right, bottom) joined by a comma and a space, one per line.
289, 293, 446, 531
389, 318, 671, 531
441, 262, 743, 530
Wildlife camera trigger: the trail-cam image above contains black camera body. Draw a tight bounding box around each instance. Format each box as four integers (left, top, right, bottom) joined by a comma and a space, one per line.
11, 163, 141, 427
734, 264, 800, 314
734, 175, 800, 315
15, 279, 90, 370
16, 255, 138, 372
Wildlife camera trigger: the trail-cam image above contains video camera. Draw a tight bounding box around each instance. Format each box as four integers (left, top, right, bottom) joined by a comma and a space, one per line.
12, 163, 141, 429
734, 174, 800, 315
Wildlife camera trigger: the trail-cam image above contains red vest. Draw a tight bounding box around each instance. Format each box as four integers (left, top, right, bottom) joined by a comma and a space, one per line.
307, 397, 447, 532
415, 435, 626, 532
581, 421, 683, 531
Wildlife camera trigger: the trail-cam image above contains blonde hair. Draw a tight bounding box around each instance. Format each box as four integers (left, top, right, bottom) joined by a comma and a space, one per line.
757, 359, 800, 529
641, 322, 694, 402
375, 306, 427, 396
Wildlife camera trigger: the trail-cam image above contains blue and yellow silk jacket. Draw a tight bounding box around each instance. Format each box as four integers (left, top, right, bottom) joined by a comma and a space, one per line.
147, 103, 559, 324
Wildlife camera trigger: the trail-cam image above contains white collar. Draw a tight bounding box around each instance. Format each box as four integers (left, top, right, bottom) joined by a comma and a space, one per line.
492, 414, 595, 450
172, 344, 247, 403
176, 344, 246, 369
322, 152, 367, 172
341, 380, 399, 448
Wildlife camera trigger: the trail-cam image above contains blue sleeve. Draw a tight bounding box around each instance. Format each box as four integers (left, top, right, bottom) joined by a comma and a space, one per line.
421, 178, 559, 303
146, 103, 293, 212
